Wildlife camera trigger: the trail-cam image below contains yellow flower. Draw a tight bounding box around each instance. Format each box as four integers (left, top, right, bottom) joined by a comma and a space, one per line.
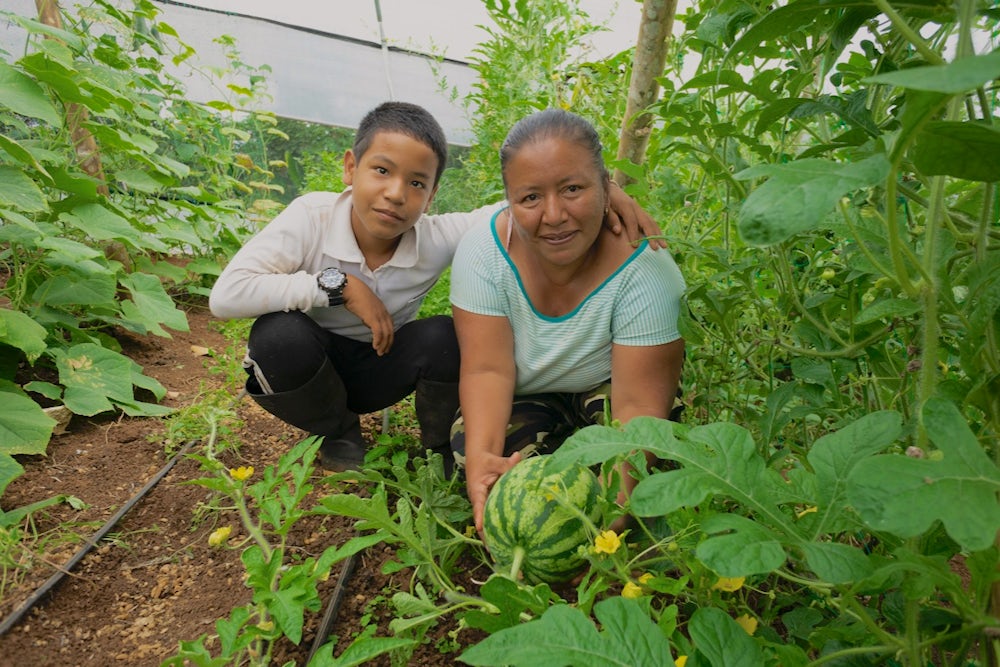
675, 656, 688, 667
208, 526, 232, 547
257, 619, 275, 632
711, 575, 745, 592
638, 572, 654, 585
621, 581, 643, 599
464, 525, 477, 539
229, 466, 254, 482
735, 613, 758, 635
593, 530, 622, 555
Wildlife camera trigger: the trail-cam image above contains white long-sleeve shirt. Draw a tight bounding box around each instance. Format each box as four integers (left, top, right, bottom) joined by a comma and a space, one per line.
209, 190, 498, 342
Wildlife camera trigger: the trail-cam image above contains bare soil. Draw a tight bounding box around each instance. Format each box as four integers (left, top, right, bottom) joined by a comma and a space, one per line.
0, 302, 481, 666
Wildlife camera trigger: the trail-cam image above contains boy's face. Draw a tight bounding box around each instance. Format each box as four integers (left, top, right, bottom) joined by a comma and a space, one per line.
343, 131, 439, 245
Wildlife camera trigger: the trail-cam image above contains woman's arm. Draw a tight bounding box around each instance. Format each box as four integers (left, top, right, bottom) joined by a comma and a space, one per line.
453, 306, 520, 534
610, 338, 685, 498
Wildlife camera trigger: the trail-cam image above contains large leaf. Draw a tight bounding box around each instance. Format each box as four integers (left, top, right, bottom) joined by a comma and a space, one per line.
119, 272, 190, 337
847, 398, 1000, 551
0, 309, 48, 362
865, 49, 1000, 93
0, 166, 48, 213
59, 203, 144, 247
629, 422, 789, 532
54, 343, 136, 416
801, 541, 873, 584
696, 513, 786, 577
912, 121, 1000, 182
0, 62, 62, 126
807, 411, 902, 532
548, 417, 681, 469
735, 155, 890, 246
0, 390, 56, 456
459, 598, 675, 666
689, 607, 765, 667
0, 453, 25, 499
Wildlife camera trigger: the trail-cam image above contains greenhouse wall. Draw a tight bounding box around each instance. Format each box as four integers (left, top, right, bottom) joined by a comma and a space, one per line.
0, 0, 477, 144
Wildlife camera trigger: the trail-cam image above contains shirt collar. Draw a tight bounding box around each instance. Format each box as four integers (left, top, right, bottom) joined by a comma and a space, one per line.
327, 189, 421, 268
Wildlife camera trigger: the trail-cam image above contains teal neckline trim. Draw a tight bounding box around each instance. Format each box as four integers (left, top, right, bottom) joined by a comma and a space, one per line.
488, 207, 648, 322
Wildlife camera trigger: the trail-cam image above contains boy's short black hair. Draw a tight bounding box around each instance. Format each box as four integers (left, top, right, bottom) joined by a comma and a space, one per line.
353, 101, 448, 187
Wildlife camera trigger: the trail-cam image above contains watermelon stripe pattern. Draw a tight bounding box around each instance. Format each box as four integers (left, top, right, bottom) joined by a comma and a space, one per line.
482, 455, 601, 584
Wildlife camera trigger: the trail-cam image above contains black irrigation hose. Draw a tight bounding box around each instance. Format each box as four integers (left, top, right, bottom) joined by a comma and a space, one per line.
0, 439, 196, 637
307, 545, 365, 662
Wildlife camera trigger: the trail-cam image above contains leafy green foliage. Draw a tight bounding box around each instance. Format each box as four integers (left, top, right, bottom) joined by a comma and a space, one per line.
0, 0, 282, 481
460, 598, 675, 666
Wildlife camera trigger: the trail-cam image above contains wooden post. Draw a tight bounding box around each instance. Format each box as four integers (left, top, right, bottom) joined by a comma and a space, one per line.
35, 0, 132, 270
613, 0, 677, 188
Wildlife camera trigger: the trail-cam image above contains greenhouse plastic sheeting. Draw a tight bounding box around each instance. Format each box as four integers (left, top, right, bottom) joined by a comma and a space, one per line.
0, 0, 476, 145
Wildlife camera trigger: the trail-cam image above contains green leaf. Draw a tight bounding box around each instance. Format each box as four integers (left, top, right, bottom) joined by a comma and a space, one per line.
0, 134, 51, 178
801, 542, 872, 584
465, 575, 557, 633
312, 636, 415, 667
119, 272, 190, 336
725, 0, 821, 61
548, 418, 680, 469
913, 121, 1000, 182
0, 309, 48, 362
853, 298, 922, 325
0, 166, 48, 213
735, 155, 890, 246
459, 599, 675, 666
847, 398, 1000, 551
629, 421, 789, 533
54, 343, 135, 416
115, 169, 169, 193
965, 252, 1000, 334
0, 453, 25, 499
37, 235, 104, 262
807, 411, 902, 530
0, 62, 62, 126
33, 273, 117, 307
865, 49, 1000, 93
689, 607, 765, 667
0, 390, 56, 456
60, 203, 143, 247
697, 514, 786, 577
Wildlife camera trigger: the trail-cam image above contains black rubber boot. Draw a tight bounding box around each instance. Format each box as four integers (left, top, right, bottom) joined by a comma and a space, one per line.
247, 358, 366, 471
414, 378, 459, 477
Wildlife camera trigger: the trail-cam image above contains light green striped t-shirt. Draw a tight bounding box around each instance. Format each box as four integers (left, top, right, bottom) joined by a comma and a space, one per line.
450, 208, 686, 395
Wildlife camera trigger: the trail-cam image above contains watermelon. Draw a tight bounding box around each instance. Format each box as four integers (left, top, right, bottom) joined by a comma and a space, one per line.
482, 455, 601, 584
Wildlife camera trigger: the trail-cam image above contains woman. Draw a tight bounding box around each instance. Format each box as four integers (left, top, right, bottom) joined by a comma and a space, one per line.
450, 109, 686, 532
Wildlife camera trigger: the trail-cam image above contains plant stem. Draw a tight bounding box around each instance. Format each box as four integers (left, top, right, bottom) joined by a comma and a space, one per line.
509, 545, 526, 581
872, 0, 945, 65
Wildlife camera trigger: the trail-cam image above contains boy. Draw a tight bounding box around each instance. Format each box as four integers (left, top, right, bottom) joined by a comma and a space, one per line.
209, 101, 655, 472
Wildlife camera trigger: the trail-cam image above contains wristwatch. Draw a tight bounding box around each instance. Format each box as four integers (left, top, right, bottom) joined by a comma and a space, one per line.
317, 267, 348, 306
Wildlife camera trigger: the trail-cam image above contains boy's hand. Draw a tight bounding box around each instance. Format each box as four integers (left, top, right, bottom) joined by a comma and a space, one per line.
606, 183, 668, 249
342, 280, 395, 355
468, 450, 523, 539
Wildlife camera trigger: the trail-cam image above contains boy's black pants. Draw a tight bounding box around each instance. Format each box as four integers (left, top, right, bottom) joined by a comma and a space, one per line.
244, 310, 459, 415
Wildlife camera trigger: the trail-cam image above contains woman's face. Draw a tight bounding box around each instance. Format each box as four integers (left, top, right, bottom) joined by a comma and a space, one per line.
504, 136, 608, 268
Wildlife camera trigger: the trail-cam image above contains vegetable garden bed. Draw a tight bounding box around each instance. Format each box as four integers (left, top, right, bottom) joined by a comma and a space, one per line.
0, 304, 483, 666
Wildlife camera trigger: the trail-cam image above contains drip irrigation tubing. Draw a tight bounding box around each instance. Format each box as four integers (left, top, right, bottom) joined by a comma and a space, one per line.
307, 544, 365, 662
0, 439, 197, 637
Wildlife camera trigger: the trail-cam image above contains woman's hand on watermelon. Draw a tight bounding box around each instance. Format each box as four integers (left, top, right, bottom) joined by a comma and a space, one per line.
469, 450, 523, 538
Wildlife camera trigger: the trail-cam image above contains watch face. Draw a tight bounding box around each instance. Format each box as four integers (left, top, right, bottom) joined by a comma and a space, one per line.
319, 268, 346, 292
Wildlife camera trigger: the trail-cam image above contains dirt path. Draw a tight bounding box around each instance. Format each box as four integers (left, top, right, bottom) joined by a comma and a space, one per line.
0, 304, 468, 666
